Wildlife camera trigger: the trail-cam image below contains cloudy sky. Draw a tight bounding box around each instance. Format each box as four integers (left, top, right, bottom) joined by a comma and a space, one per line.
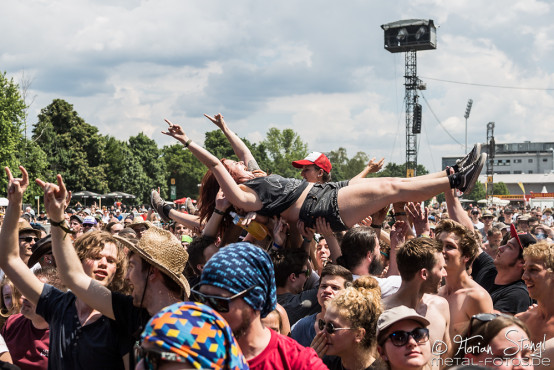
2, 0, 553, 173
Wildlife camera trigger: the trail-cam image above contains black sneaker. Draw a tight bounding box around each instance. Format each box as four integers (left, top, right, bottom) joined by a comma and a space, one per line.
151, 190, 171, 223
453, 143, 481, 173
457, 153, 487, 194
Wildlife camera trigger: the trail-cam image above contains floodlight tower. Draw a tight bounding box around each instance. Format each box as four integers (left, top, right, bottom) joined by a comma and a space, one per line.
381, 19, 437, 177
486, 122, 495, 203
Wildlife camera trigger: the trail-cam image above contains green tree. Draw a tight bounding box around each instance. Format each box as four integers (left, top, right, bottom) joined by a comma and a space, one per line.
261, 128, 308, 178
327, 147, 349, 181
0, 72, 26, 191
128, 133, 167, 203
17, 139, 50, 204
465, 181, 486, 202
162, 144, 206, 199
32, 99, 108, 193
493, 182, 510, 195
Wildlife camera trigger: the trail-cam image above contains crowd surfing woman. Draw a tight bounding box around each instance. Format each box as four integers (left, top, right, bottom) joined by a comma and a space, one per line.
376, 306, 432, 370
162, 116, 486, 233
311, 276, 386, 370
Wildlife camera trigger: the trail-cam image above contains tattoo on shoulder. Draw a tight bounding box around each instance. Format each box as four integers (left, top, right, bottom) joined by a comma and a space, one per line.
247, 160, 260, 171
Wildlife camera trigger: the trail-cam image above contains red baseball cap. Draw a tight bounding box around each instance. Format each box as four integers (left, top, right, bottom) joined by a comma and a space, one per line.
292, 152, 332, 174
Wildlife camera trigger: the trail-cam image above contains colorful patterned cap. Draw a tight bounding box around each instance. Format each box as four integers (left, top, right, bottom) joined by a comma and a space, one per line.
141, 301, 248, 370
199, 242, 277, 318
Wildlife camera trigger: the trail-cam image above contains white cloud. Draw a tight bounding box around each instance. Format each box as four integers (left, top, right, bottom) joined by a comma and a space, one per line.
1, 0, 553, 173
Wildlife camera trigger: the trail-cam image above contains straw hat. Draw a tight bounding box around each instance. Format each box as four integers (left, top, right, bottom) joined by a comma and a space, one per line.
18, 219, 41, 238
116, 227, 190, 298
127, 218, 152, 231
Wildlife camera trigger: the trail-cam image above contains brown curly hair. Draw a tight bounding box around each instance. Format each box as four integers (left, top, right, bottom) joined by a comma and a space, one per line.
74, 231, 128, 294
329, 275, 383, 348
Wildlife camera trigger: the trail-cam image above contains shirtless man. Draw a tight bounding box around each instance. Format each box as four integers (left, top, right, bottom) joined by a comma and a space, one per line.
435, 219, 493, 337
517, 241, 554, 346
384, 236, 451, 369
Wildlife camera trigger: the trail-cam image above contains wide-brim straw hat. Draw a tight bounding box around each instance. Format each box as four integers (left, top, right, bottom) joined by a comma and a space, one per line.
127, 218, 152, 231
115, 227, 190, 298
18, 219, 41, 238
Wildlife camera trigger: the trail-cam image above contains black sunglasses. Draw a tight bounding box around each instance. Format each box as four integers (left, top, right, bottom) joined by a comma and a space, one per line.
468, 313, 513, 337
387, 327, 429, 347
190, 285, 255, 313
19, 236, 39, 243
318, 319, 353, 334
297, 267, 312, 278
134, 344, 188, 370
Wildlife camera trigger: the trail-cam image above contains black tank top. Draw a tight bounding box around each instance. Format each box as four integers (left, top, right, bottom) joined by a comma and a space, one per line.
243, 175, 309, 216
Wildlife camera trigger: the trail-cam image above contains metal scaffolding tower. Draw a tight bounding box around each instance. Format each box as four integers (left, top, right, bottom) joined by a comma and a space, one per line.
404, 51, 419, 177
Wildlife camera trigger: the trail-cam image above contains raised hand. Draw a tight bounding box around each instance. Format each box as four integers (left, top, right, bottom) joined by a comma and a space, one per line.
297, 220, 315, 242
162, 119, 189, 144
204, 113, 227, 130
215, 189, 231, 212
5, 166, 29, 204
36, 174, 71, 221
406, 202, 430, 236
367, 157, 385, 173
315, 217, 333, 238
272, 216, 289, 247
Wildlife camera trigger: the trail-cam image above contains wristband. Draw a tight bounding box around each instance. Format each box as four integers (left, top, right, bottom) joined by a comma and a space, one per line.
49, 219, 76, 238
213, 208, 225, 216
303, 236, 312, 243
417, 233, 430, 238
370, 224, 382, 229
393, 212, 407, 216
272, 242, 282, 250
184, 139, 192, 148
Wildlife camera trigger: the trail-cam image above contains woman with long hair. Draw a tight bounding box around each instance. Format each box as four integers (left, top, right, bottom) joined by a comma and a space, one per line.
161, 117, 485, 234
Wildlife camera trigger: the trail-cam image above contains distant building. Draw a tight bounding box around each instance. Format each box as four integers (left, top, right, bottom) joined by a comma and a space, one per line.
443, 141, 554, 199
443, 141, 554, 175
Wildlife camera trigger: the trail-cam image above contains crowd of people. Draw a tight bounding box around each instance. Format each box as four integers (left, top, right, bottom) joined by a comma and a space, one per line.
0, 113, 552, 370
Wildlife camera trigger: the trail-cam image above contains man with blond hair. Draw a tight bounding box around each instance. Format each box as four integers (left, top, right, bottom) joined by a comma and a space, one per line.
435, 219, 493, 337
517, 241, 554, 345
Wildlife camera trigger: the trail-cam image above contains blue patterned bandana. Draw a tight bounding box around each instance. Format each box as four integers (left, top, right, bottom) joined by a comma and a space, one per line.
141, 301, 248, 370
199, 242, 277, 318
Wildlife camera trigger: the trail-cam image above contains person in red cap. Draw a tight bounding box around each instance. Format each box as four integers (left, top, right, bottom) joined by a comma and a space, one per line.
292, 152, 333, 183
162, 117, 486, 234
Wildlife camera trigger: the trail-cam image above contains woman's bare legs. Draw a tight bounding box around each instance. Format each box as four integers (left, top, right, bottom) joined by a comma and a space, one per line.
337, 176, 452, 228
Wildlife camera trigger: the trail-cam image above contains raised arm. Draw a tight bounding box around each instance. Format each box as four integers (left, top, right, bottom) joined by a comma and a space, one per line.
351, 157, 385, 182
204, 113, 258, 170
0, 167, 44, 305
444, 187, 474, 230
37, 174, 116, 319
163, 119, 260, 211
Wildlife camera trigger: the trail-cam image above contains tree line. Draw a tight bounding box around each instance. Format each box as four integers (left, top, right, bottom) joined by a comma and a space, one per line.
0, 72, 505, 205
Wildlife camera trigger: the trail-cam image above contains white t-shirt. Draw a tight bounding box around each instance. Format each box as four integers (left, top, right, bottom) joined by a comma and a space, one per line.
352, 274, 402, 298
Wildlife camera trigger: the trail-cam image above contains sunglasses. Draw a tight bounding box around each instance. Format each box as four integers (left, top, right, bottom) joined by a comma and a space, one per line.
318, 319, 353, 334
468, 313, 512, 337
19, 236, 39, 243
386, 327, 429, 347
190, 285, 255, 313
134, 344, 188, 370
297, 267, 312, 278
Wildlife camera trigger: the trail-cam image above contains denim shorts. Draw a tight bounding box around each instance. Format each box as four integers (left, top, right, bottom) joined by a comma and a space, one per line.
299, 181, 349, 232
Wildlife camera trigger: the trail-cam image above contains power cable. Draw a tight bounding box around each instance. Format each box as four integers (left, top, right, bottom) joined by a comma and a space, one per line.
420, 76, 554, 91
420, 92, 464, 148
